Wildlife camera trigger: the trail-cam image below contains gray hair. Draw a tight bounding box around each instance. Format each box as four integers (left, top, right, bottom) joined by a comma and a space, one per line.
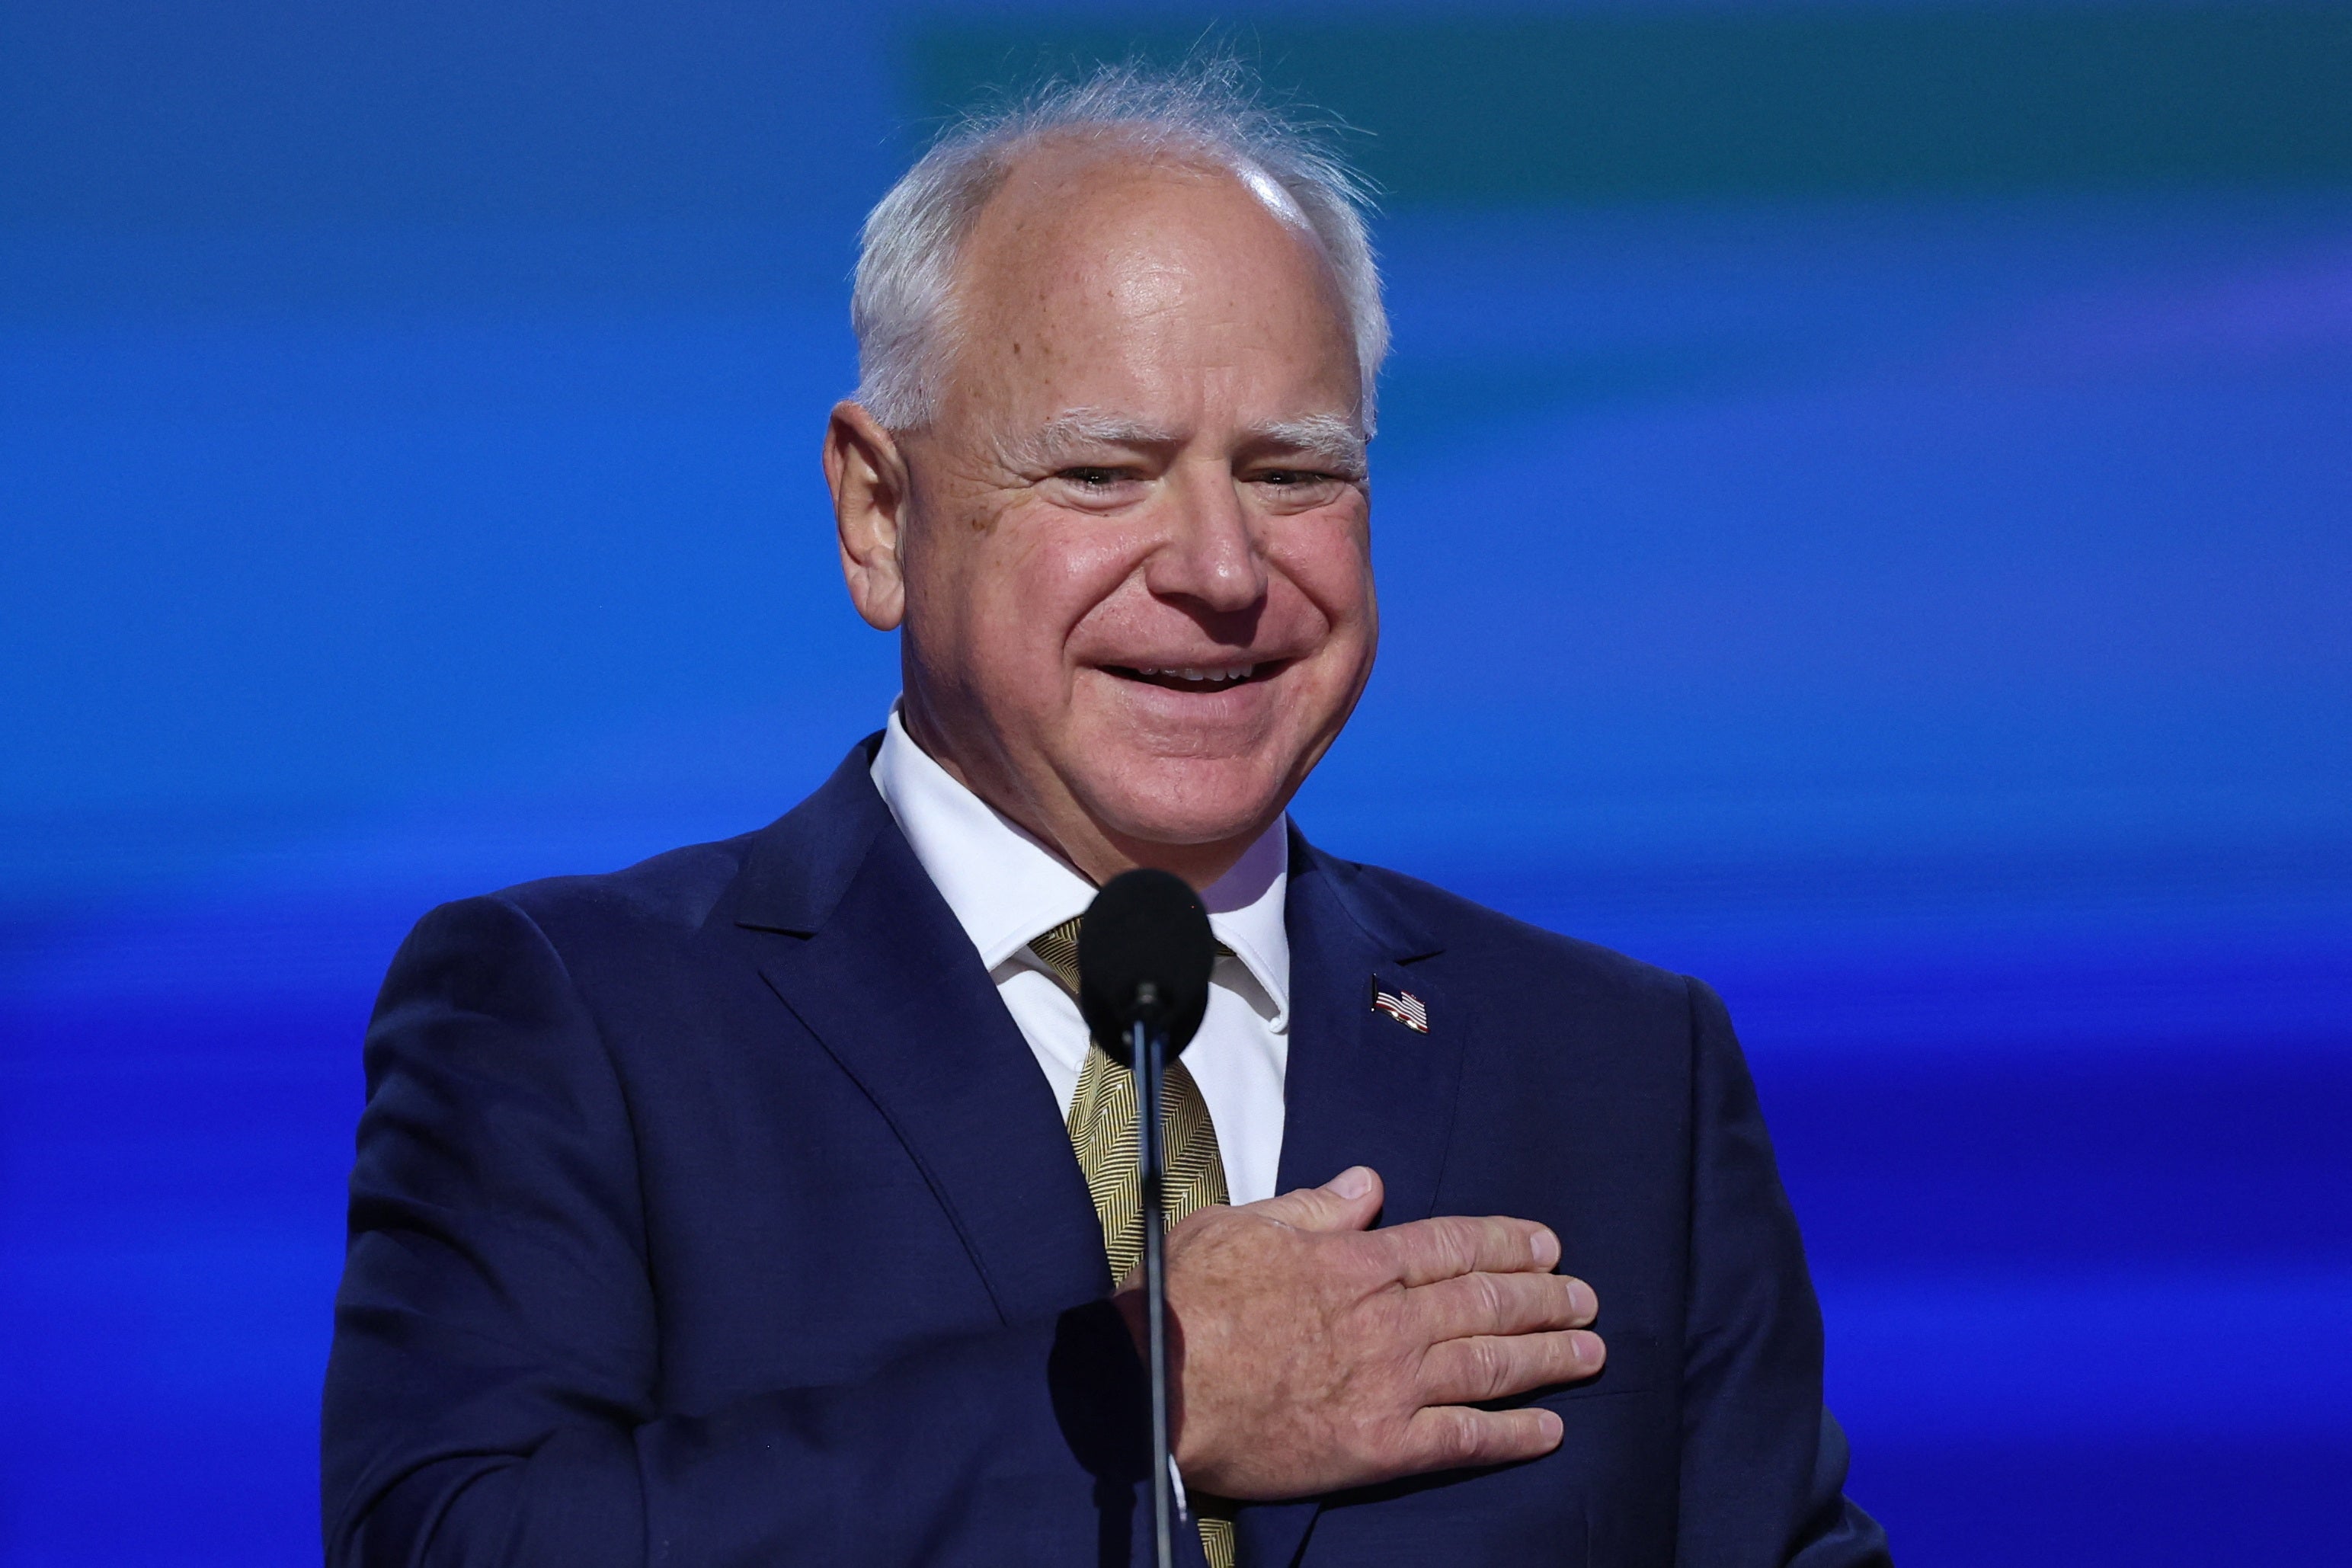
851, 60, 1388, 436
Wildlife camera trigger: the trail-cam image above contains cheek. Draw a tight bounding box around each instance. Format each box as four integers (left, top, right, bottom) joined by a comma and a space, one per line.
971, 526, 1141, 684
1271, 513, 1376, 646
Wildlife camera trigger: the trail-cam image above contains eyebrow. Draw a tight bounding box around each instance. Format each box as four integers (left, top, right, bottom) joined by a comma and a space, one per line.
991, 411, 1176, 473
1022, 411, 1182, 459
1004, 408, 1368, 472
1250, 414, 1368, 472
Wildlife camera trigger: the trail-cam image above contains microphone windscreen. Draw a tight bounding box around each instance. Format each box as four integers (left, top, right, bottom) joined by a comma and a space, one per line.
1077, 869, 1216, 1058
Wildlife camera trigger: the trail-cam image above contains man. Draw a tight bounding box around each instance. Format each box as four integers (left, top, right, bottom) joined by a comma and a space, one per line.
325, 67, 1890, 1566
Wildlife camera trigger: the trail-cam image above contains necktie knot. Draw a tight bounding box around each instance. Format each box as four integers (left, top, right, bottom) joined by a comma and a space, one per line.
1028, 912, 1234, 1010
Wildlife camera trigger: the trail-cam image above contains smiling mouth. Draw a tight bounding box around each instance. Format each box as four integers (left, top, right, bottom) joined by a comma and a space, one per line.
1102, 661, 1273, 693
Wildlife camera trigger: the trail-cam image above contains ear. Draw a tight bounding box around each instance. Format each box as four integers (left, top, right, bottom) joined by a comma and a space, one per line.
824, 400, 912, 631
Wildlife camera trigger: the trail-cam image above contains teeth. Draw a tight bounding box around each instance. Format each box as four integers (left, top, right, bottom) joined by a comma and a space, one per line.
1134, 664, 1256, 684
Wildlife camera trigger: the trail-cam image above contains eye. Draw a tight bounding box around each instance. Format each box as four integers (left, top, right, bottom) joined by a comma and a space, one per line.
1247, 467, 1354, 504
1058, 466, 1130, 489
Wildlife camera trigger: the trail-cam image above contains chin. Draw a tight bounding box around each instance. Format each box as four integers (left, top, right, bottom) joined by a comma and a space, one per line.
1079, 754, 1294, 851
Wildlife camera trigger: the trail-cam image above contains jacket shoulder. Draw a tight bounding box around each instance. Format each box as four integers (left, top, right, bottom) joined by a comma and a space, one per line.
430, 736, 888, 955
456, 827, 770, 955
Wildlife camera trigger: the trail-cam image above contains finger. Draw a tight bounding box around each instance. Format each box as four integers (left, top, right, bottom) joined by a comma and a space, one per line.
1247, 1166, 1384, 1234
1381, 1213, 1560, 1287
1396, 1403, 1565, 1475
1408, 1270, 1597, 1342
1418, 1329, 1607, 1406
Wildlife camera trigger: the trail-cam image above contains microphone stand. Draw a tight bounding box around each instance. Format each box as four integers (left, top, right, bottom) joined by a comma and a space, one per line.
1131, 1004, 1186, 1568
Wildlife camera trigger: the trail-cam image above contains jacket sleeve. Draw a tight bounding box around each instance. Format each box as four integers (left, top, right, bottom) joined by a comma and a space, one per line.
1676, 978, 1892, 1568
321, 894, 1155, 1568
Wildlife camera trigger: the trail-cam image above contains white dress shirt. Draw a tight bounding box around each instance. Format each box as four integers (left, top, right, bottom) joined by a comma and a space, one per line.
870, 706, 1291, 1206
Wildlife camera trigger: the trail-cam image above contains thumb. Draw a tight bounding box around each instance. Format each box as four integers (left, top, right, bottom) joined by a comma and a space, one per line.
1253, 1166, 1383, 1234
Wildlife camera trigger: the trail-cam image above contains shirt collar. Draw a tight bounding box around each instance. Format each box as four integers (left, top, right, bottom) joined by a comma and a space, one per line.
869, 705, 1291, 1029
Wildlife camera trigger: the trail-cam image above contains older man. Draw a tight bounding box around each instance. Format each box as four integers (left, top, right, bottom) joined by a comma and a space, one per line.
325, 69, 1889, 1567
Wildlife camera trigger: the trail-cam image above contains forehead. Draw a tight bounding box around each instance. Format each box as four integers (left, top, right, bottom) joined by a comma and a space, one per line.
942, 140, 1356, 411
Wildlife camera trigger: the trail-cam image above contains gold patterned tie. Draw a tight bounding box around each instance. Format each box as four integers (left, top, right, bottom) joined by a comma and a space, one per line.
1030, 915, 1240, 1568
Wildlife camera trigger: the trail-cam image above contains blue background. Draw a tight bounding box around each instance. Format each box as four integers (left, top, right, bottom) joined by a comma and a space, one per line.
2, 3, 2347, 1563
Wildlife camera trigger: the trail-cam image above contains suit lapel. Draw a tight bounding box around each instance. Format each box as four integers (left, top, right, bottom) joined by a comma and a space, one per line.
735, 742, 1110, 1324
1244, 833, 1466, 1568
1272, 835, 1462, 1223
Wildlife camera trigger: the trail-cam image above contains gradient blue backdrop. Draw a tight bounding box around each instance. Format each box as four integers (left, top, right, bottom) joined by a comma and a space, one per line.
3, 4, 2347, 1564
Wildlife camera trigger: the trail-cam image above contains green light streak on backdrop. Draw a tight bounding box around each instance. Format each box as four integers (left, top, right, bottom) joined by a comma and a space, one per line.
904, 5, 2352, 200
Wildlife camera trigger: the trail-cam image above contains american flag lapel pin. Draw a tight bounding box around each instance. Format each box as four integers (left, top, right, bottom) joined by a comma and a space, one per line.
1370, 981, 1430, 1034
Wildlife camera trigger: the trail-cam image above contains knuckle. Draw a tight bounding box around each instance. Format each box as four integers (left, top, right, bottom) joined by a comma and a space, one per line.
1422, 1220, 1471, 1275
1469, 1337, 1511, 1398
1345, 1248, 1399, 1299
1320, 1234, 1365, 1276
1432, 1409, 1481, 1464
1365, 1227, 1416, 1280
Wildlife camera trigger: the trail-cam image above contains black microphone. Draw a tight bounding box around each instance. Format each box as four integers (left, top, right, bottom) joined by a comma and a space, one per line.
1075, 869, 1215, 1568
1077, 868, 1215, 1059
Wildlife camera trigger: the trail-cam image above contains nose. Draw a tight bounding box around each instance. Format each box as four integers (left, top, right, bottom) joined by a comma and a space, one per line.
1144, 461, 1269, 616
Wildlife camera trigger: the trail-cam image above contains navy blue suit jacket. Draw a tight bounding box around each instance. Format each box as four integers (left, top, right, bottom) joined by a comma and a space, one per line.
324, 739, 1889, 1566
